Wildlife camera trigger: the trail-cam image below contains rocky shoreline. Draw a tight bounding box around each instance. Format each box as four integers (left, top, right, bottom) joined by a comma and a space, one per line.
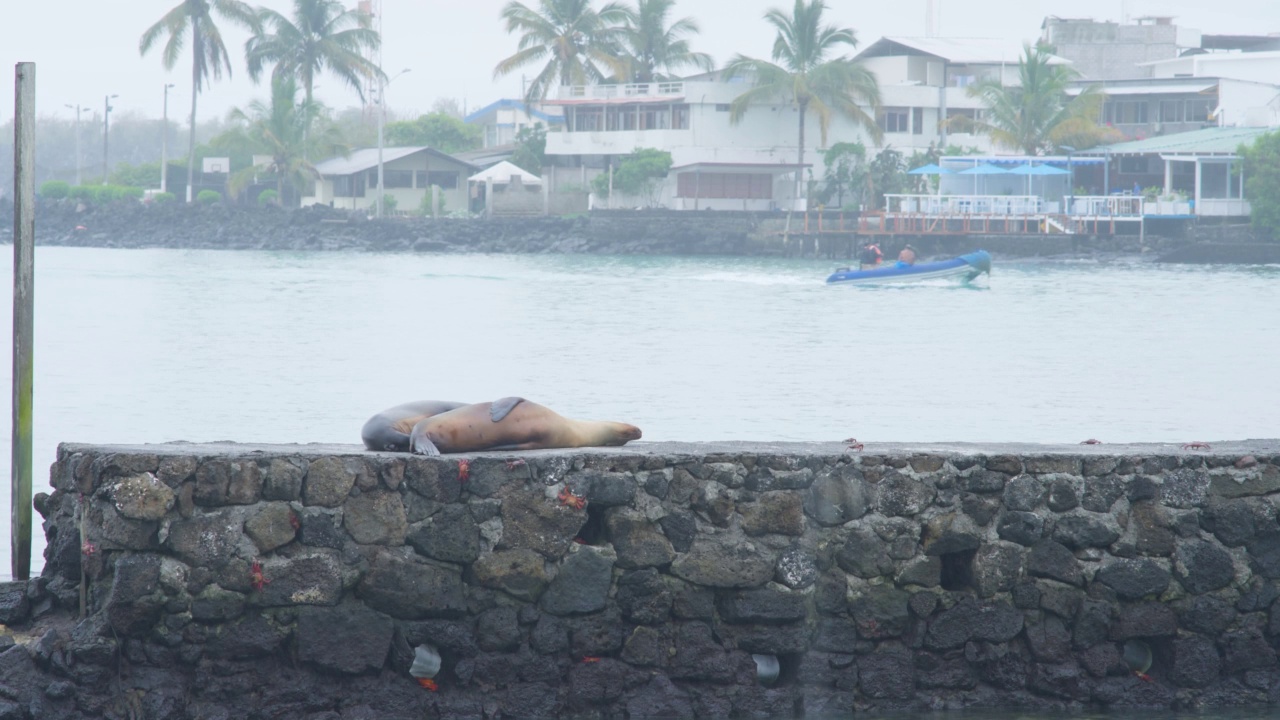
0, 201, 1273, 261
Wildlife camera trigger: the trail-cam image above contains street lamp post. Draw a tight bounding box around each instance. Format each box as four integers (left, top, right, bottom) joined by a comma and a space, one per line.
1059, 145, 1077, 220
64, 103, 87, 186
375, 69, 411, 218
102, 94, 118, 185
161, 83, 174, 193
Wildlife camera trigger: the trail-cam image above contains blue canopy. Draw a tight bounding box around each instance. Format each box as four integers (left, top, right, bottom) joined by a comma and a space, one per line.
907, 163, 953, 175
1009, 163, 1071, 175
959, 163, 1010, 175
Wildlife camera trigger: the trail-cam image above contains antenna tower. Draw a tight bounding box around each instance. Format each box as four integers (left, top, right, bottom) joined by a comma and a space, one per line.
925, 0, 941, 37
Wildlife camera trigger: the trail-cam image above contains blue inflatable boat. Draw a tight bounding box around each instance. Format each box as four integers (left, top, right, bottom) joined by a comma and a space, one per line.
825, 250, 992, 286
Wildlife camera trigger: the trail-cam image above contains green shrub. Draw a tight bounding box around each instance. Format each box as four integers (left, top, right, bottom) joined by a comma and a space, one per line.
197, 190, 223, 205
68, 185, 95, 202
120, 186, 145, 201
417, 186, 446, 216
150, 192, 176, 204
40, 180, 70, 199
381, 194, 397, 213
257, 188, 279, 206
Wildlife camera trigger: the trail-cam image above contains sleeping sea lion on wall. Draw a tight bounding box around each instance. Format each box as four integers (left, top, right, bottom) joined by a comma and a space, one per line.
361, 400, 469, 451
398, 396, 642, 456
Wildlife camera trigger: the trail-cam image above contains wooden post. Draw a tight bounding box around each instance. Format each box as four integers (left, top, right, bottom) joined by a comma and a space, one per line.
12, 62, 36, 581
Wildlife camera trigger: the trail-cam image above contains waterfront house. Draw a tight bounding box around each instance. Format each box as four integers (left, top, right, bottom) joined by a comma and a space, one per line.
300, 147, 477, 215
463, 98, 564, 149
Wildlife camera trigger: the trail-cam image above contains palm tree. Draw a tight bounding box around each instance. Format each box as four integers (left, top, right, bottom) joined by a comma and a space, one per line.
244, 0, 383, 108
140, 0, 260, 203
494, 0, 630, 103
618, 0, 714, 83
956, 43, 1105, 154
724, 0, 881, 209
223, 75, 344, 205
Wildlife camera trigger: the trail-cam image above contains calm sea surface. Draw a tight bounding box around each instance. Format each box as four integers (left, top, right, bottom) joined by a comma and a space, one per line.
1, 247, 1278, 577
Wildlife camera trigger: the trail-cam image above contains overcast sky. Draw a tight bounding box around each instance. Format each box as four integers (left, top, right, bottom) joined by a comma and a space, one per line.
2, 0, 1276, 125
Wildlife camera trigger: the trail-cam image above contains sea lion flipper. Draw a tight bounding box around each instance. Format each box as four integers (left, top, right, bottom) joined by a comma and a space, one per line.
409, 419, 442, 456
490, 397, 525, 423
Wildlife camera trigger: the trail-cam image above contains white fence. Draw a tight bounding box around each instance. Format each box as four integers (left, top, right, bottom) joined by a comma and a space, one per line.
885, 194, 1043, 215
561, 82, 684, 100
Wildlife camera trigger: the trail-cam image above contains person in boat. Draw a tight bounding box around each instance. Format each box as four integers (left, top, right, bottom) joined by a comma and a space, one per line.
858, 242, 883, 269
896, 244, 918, 267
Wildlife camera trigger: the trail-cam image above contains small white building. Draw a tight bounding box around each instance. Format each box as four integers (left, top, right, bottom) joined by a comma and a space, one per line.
301, 147, 476, 214
464, 99, 564, 148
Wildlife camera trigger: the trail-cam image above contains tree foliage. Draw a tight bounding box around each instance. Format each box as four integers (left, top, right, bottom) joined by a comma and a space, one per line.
219, 75, 346, 204
140, 0, 260, 200
591, 147, 671, 206
618, 0, 713, 82
724, 0, 880, 205
819, 142, 867, 209
1240, 131, 1280, 238
245, 0, 383, 105
494, 0, 630, 102
954, 43, 1110, 154
384, 113, 482, 153
510, 123, 548, 175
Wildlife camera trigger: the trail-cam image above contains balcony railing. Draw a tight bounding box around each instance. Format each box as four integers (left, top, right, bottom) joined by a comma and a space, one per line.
1063, 196, 1144, 217
562, 82, 684, 99
885, 194, 1044, 216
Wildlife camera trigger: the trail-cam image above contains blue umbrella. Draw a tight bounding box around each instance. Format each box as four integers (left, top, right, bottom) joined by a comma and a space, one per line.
958, 163, 1009, 194
1008, 163, 1069, 175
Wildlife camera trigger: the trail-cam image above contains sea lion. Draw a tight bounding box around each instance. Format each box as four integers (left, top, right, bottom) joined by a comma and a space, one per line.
406, 397, 641, 456
361, 400, 469, 451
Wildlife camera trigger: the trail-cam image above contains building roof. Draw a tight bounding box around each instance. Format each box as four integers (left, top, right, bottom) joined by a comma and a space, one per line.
1080, 126, 1273, 156
468, 160, 541, 185
463, 98, 563, 125
670, 162, 810, 173
313, 147, 476, 176
856, 37, 1071, 65
1139, 49, 1280, 67
1065, 80, 1218, 96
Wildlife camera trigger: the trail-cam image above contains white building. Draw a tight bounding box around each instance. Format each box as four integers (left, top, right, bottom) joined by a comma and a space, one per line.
538, 37, 1070, 210
463, 98, 564, 149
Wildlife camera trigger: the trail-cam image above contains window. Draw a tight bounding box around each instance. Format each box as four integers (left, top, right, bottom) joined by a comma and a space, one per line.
676, 172, 772, 199
1159, 100, 1184, 123
879, 108, 909, 133
380, 170, 412, 188
672, 104, 690, 129
912, 108, 924, 135
426, 171, 458, 189
1186, 98, 1211, 123
1107, 100, 1149, 125
715, 103, 730, 112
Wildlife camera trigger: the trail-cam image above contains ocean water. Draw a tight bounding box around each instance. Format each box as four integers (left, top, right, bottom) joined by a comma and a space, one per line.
1, 247, 1278, 577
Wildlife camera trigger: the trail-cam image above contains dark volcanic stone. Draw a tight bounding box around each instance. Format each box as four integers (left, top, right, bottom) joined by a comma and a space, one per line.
997, 511, 1044, 546
541, 546, 614, 615
1174, 540, 1235, 594
873, 472, 935, 516
1095, 558, 1171, 600
1027, 540, 1083, 586
657, 510, 697, 553
607, 509, 675, 569
858, 647, 915, 699
0, 584, 30, 626
1247, 531, 1280, 579
1052, 514, 1120, 549
805, 466, 868, 526
296, 602, 393, 674
476, 606, 521, 652
470, 548, 549, 602
1002, 475, 1045, 511
1112, 602, 1177, 639
774, 546, 819, 589
406, 504, 480, 563
670, 537, 775, 588
1176, 595, 1237, 635
357, 551, 466, 619
1169, 635, 1221, 688
1222, 629, 1278, 672
925, 598, 1023, 649
106, 554, 164, 637
1026, 615, 1072, 663
718, 588, 808, 624
1072, 600, 1113, 649
835, 526, 892, 578
615, 569, 672, 625
848, 586, 912, 639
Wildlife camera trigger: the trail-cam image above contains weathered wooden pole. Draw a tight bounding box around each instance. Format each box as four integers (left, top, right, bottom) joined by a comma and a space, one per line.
11, 62, 35, 581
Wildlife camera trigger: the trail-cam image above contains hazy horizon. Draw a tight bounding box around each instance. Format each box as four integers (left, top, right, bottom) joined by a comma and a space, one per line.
2, 0, 1277, 124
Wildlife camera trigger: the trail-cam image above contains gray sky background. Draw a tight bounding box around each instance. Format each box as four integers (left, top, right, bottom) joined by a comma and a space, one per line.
1, 0, 1276, 125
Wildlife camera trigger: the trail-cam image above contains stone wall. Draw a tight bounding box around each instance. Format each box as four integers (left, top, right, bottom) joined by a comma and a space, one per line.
2, 440, 1279, 719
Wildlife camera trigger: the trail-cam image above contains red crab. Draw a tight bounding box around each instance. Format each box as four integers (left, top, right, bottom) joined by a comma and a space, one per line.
1080, 439, 1102, 445
1134, 671, 1153, 683
417, 678, 438, 691
843, 437, 864, 452
505, 459, 526, 470
456, 459, 470, 483
289, 512, 301, 531
81, 541, 98, 557
1181, 442, 1211, 451
249, 560, 270, 592
581, 656, 601, 663
558, 486, 586, 510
